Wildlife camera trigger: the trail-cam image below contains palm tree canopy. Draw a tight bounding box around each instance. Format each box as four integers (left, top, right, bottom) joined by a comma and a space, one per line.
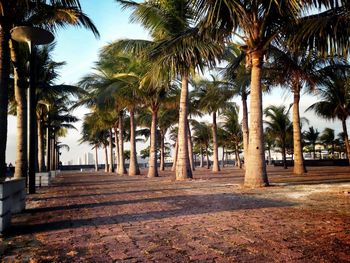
115, 0, 224, 76
264, 105, 292, 142
306, 68, 350, 121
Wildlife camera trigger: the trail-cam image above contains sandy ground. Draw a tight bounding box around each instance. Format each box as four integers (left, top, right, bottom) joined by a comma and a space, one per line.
1, 166, 349, 262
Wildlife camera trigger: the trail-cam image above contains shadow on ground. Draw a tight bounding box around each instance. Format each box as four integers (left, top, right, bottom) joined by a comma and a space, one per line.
8, 193, 294, 236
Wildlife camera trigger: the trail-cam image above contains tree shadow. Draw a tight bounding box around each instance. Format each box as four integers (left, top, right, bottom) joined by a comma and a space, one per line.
32, 184, 237, 201
8, 193, 295, 237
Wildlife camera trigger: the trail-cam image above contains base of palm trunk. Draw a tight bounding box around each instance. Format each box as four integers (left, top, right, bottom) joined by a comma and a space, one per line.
293, 165, 307, 175
244, 173, 269, 188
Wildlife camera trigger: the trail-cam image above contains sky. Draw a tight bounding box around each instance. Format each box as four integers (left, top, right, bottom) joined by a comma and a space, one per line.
5, 0, 347, 164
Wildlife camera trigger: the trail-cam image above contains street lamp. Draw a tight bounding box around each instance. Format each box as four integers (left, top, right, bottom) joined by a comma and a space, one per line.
10, 26, 54, 194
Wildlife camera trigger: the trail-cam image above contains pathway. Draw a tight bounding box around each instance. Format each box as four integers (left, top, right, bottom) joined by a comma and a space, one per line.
1, 167, 350, 262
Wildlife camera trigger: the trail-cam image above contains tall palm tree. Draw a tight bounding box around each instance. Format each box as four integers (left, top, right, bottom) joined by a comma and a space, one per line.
307, 70, 350, 163
267, 45, 347, 174
193, 75, 233, 172
195, 0, 345, 186
221, 44, 251, 166
221, 104, 242, 169
264, 105, 292, 169
303, 126, 319, 159
98, 49, 145, 175
115, 0, 223, 180
0, 0, 99, 178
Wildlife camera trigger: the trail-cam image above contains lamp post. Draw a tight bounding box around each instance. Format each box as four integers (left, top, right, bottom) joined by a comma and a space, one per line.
10, 26, 54, 194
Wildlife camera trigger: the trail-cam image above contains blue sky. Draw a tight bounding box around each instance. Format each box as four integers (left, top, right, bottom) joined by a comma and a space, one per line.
5, 0, 344, 164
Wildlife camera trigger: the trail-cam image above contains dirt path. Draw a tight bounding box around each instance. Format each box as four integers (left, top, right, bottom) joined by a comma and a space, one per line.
1, 166, 349, 262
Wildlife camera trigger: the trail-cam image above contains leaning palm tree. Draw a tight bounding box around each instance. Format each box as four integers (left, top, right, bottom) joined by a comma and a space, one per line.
264, 105, 293, 169
193, 75, 233, 172
307, 69, 350, 163
115, 0, 223, 180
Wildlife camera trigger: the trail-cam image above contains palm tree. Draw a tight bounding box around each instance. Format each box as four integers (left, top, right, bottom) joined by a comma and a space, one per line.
79, 61, 132, 175
264, 129, 275, 164
158, 107, 179, 171
319, 128, 336, 159
217, 127, 229, 168
221, 104, 242, 168
193, 75, 233, 172
221, 44, 251, 166
288, 2, 350, 57
266, 45, 347, 174
116, 0, 223, 180
192, 121, 212, 169
195, 0, 346, 186
80, 111, 114, 172
98, 49, 144, 175
0, 0, 99, 178
264, 105, 293, 169
140, 85, 169, 177
307, 70, 350, 163
303, 127, 320, 159
195, 0, 305, 186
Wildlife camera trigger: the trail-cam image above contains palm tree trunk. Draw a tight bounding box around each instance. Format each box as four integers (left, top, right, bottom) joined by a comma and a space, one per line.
49, 134, 54, 170
114, 126, 119, 174
94, 145, 99, 171
0, 26, 10, 178
200, 147, 204, 167
244, 50, 268, 187
222, 146, 225, 168
206, 145, 210, 169
176, 74, 192, 180
56, 148, 60, 170
171, 139, 178, 172
104, 144, 108, 172
117, 112, 127, 175
234, 150, 238, 166
160, 130, 165, 171
51, 133, 56, 171
282, 141, 287, 169
341, 119, 350, 164
108, 128, 114, 172
148, 107, 158, 177
236, 146, 242, 169
292, 85, 306, 174
242, 94, 249, 167
187, 120, 195, 171
212, 111, 220, 172
46, 124, 51, 172
10, 40, 27, 179
37, 118, 45, 172
129, 109, 140, 175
